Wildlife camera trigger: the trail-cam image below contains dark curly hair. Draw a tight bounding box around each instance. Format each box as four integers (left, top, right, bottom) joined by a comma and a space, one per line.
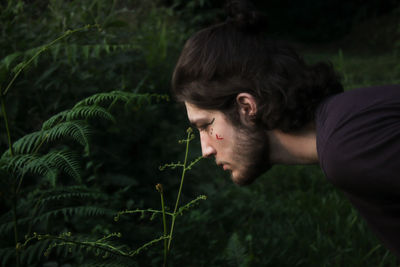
172, 0, 343, 132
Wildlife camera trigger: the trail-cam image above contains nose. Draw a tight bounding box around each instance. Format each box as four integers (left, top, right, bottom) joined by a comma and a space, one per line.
200, 132, 216, 158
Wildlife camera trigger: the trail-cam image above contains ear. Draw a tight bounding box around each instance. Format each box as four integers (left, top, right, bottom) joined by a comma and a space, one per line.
236, 93, 257, 124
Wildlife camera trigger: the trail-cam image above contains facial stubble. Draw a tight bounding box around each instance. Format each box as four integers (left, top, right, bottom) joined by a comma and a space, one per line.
231, 125, 271, 186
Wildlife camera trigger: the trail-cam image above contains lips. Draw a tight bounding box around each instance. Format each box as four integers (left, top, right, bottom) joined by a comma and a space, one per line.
217, 162, 229, 171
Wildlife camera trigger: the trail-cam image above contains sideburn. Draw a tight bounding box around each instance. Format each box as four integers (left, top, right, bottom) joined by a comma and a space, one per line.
233, 122, 271, 186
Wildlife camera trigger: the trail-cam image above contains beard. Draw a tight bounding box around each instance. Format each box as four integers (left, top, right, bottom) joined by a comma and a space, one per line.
230, 124, 271, 186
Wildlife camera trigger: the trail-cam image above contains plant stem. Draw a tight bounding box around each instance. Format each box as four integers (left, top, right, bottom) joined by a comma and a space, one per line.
157, 184, 168, 267
0, 93, 14, 157
2, 24, 99, 96
12, 188, 20, 267
1, 88, 19, 266
167, 131, 191, 251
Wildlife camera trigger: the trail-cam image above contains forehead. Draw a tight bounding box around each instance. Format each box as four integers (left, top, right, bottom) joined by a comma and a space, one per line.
185, 102, 214, 120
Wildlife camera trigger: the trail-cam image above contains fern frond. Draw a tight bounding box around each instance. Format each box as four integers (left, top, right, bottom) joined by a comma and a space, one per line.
0, 206, 114, 233
39, 187, 106, 205
48, 121, 91, 149
1, 51, 22, 70
12, 131, 44, 154
12, 120, 91, 155
74, 91, 169, 108
5, 153, 59, 187
65, 106, 116, 123
224, 232, 248, 267
6, 150, 81, 183
32, 206, 115, 224
41, 110, 69, 130
42, 106, 114, 130
80, 257, 135, 267
6, 154, 39, 176
0, 246, 15, 267
20, 239, 53, 266
0, 219, 18, 234
22, 155, 56, 179
47, 43, 140, 62
42, 150, 81, 183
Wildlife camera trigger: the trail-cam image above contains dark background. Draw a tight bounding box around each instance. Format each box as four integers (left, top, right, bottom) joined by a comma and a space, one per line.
0, 0, 399, 266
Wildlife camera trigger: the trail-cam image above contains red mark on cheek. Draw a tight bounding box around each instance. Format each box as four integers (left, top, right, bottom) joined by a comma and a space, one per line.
216, 134, 224, 140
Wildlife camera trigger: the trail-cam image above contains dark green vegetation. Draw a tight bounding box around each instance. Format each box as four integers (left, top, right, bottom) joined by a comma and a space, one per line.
1, 0, 400, 266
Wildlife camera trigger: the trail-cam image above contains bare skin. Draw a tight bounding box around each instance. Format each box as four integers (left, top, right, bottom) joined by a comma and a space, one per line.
235, 92, 319, 165
268, 124, 319, 165
185, 93, 319, 184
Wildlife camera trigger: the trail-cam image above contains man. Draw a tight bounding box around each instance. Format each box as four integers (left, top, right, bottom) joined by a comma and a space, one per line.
171, 0, 400, 258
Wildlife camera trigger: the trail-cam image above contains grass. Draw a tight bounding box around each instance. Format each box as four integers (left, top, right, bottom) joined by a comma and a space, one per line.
303, 49, 400, 89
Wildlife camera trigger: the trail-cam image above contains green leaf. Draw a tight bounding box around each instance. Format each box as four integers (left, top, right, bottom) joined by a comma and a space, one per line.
82, 45, 90, 60
1, 52, 21, 70
50, 44, 61, 61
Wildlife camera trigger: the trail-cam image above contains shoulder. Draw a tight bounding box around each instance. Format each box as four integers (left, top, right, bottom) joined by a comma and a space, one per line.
315, 84, 400, 194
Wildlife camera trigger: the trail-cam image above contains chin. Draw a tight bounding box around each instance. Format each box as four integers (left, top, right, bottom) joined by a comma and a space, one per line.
231, 171, 258, 186
230, 164, 272, 186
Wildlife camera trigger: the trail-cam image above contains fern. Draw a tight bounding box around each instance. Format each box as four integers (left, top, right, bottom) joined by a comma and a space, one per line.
20, 239, 53, 266
0, 206, 114, 236
4, 149, 81, 185
38, 186, 106, 204
0, 246, 15, 267
0, 43, 141, 71
0, 186, 111, 238
224, 232, 250, 267
32, 206, 115, 225
73, 91, 169, 109
42, 149, 81, 183
42, 106, 115, 130
9, 131, 44, 155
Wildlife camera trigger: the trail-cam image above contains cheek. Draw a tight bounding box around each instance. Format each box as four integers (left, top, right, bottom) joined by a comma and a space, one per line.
215, 133, 224, 140
210, 128, 224, 141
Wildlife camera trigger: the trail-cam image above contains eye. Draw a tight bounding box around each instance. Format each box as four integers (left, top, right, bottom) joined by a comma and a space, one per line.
198, 118, 215, 132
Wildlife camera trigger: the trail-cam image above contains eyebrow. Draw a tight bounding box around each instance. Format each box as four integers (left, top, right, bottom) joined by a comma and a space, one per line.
190, 118, 215, 128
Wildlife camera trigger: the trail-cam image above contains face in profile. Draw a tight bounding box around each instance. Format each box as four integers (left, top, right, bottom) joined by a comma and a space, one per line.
185, 102, 271, 185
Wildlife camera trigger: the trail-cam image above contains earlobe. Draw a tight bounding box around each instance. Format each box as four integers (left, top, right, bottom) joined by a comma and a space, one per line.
236, 93, 257, 122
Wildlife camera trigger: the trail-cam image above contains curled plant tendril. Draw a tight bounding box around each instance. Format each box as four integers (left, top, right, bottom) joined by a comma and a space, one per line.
186, 156, 203, 170
112, 127, 206, 263
159, 161, 184, 171
150, 213, 158, 221
177, 195, 207, 216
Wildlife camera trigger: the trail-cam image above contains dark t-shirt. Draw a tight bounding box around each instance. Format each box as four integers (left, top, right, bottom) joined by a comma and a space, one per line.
316, 84, 400, 257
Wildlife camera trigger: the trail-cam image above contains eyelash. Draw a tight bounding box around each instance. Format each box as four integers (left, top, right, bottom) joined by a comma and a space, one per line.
198, 126, 208, 132
198, 118, 215, 132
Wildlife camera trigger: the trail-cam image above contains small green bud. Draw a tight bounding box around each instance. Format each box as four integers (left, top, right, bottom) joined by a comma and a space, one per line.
187, 127, 193, 133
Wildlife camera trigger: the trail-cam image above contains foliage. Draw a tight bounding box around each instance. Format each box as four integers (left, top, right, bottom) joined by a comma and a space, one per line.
0, 89, 170, 266
1, 0, 400, 266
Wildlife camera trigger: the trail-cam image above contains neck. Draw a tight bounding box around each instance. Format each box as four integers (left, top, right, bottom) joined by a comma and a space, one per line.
267, 123, 319, 165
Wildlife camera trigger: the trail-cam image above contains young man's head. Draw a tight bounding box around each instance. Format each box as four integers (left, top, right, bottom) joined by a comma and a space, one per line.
172, 0, 343, 185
